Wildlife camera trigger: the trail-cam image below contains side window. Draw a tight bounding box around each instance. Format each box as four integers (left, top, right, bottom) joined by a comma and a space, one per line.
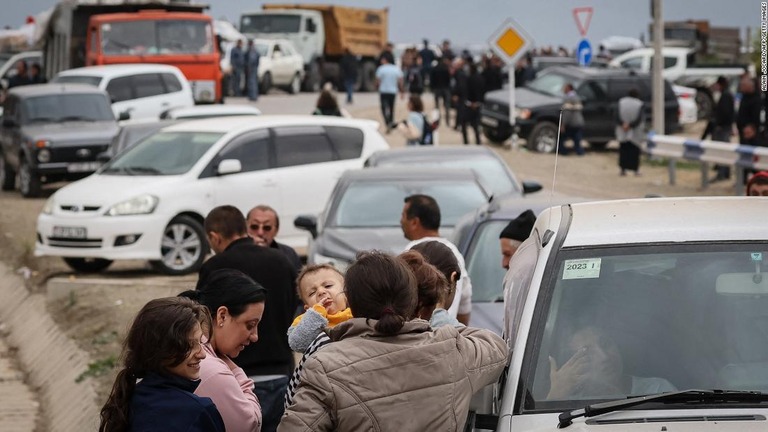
105, 76, 134, 102
217, 129, 270, 173
160, 73, 183, 93
576, 81, 606, 102
274, 126, 335, 168
305, 18, 316, 33
607, 80, 637, 102
325, 126, 364, 160
133, 73, 166, 98
663, 56, 678, 69
620, 56, 643, 70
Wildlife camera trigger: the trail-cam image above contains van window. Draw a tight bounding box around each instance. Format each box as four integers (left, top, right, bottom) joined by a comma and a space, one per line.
161, 73, 183, 93
217, 129, 270, 173
325, 126, 364, 160
619, 56, 643, 70
273, 126, 334, 168
607, 80, 639, 102
134, 73, 166, 98
105, 76, 134, 102
576, 81, 606, 102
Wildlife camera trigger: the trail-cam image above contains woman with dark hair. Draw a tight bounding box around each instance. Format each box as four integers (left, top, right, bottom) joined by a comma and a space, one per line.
407, 240, 461, 327
312, 89, 343, 116
99, 297, 224, 432
280, 251, 507, 431
179, 269, 267, 432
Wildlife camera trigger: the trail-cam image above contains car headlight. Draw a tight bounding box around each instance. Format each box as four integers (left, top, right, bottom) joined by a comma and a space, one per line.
313, 253, 351, 273
105, 195, 158, 216
42, 196, 55, 215
516, 108, 531, 120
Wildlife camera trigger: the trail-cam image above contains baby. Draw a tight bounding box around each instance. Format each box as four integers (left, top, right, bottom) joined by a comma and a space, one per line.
287, 264, 352, 353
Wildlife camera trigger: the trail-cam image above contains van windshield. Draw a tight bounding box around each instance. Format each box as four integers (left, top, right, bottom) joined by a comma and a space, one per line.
240, 14, 301, 34
21, 94, 113, 123
526, 71, 580, 97
101, 131, 222, 176
100, 19, 214, 55
521, 243, 768, 412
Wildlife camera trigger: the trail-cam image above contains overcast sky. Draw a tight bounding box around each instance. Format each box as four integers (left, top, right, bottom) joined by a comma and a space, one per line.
5, 0, 760, 50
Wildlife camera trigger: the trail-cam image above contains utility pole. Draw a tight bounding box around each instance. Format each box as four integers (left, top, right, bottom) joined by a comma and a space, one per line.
652, 0, 670, 184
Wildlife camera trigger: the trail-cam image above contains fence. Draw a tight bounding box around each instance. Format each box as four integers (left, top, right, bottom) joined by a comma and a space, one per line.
646, 132, 768, 194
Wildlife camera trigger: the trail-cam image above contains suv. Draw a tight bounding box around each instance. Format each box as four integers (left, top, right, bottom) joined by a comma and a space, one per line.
52, 64, 194, 122
0, 84, 118, 197
481, 66, 680, 152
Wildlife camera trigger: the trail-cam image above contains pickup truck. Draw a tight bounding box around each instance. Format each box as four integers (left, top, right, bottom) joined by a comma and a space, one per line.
609, 47, 747, 119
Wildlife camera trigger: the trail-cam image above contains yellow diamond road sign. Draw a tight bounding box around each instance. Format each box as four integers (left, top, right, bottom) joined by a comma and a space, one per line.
489, 18, 533, 65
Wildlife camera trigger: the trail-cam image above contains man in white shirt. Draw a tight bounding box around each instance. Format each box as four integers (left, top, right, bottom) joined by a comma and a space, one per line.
400, 194, 472, 325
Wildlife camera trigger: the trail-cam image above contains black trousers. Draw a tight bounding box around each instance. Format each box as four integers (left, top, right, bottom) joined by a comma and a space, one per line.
380, 93, 396, 127
461, 105, 482, 145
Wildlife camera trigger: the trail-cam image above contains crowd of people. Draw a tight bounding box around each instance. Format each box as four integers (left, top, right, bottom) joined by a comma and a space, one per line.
98, 198, 546, 431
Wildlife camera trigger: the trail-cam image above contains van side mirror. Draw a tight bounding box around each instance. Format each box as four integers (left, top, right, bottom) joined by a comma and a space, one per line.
118, 111, 130, 121
294, 215, 318, 239
306, 19, 316, 33
522, 180, 543, 194
217, 159, 242, 175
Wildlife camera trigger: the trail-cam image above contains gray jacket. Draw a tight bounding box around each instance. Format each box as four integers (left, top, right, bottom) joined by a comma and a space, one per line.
561, 91, 584, 128
615, 96, 645, 144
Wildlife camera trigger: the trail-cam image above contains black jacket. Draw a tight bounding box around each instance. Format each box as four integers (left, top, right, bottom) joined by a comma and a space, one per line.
737, 91, 762, 132
452, 69, 468, 101
197, 237, 299, 376
271, 239, 302, 272
482, 66, 503, 92
467, 73, 486, 104
340, 53, 358, 80
430, 63, 451, 90
702, 90, 735, 139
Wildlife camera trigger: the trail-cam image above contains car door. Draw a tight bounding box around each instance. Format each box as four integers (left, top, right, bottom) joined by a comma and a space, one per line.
577, 80, 611, 140
205, 128, 281, 221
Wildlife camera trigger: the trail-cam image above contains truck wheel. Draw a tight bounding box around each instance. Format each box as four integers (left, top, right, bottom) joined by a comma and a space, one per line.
19, 158, 42, 198
360, 61, 377, 92
289, 73, 301, 94
63, 258, 113, 273
260, 72, 272, 95
695, 91, 713, 121
0, 152, 15, 191
483, 127, 512, 144
527, 121, 558, 153
150, 215, 208, 275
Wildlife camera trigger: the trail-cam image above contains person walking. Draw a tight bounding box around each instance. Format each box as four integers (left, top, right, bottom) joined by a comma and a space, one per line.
198, 205, 298, 432
375, 55, 403, 133
419, 39, 435, 88
278, 251, 508, 432
98, 297, 225, 432
701, 76, 735, 181
231, 40, 245, 97
451, 57, 468, 131
430, 56, 452, 126
560, 83, 585, 155
616, 88, 646, 176
246, 205, 302, 272
394, 94, 432, 145
340, 48, 358, 104
180, 269, 267, 432
462, 62, 485, 145
246, 40, 261, 101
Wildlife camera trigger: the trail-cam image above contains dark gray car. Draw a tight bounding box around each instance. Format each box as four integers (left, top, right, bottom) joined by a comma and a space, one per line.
0, 84, 118, 197
294, 167, 492, 271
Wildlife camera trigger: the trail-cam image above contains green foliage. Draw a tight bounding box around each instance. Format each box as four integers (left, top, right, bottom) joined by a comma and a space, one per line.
75, 356, 117, 383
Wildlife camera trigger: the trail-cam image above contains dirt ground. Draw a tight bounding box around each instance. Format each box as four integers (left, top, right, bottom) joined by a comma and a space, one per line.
0, 93, 738, 407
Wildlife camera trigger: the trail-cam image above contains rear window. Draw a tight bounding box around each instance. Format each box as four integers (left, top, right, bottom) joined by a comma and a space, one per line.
52, 75, 103, 87
161, 73, 183, 93
325, 126, 364, 160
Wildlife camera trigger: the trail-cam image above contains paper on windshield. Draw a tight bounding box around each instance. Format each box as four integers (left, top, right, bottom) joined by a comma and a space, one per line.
562, 258, 601, 280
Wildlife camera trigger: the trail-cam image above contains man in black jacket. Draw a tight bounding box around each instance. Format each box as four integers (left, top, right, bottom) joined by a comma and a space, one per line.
430, 56, 452, 125
197, 205, 298, 432
737, 76, 762, 144
701, 76, 735, 181
340, 48, 358, 104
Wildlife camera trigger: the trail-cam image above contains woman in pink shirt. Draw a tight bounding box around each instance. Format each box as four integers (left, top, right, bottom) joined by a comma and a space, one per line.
180, 269, 267, 432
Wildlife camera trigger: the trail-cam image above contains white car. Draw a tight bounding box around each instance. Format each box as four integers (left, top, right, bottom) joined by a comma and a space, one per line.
159, 104, 262, 120
224, 39, 304, 94
35, 115, 388, 275
468, 197, 768, 431
52, 64, 195, 122
673, 84, 698, 125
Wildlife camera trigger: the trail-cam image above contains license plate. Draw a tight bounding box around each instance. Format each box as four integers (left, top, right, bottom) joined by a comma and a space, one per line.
53, 226, 87, 239
481, 117, 499, 127
67, 162, 101, 173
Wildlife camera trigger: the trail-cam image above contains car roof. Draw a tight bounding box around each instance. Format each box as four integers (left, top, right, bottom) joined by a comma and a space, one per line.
544, 65, 651, 80
366, 146, 499, 164
613, 46, 693, 59
160, 115, 379, 134
8, 83, 108, 97
561, 197, 768, 247
56, 63, 184, 77
340, 166, 483, 183
165, 105, 262, 118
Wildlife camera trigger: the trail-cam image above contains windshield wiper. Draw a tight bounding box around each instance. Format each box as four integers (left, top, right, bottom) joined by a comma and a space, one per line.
59, 115, 95, 122
26, 117, 55, 123
558, 389, 768, 428
123, 166, 161, 175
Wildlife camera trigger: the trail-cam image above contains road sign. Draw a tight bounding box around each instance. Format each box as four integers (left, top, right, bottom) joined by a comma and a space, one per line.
577, 39, 592, 66
487, 18, 533, 65
572, 7, 593, 37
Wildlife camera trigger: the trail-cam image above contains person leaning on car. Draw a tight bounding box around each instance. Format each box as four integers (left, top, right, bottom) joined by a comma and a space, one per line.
560, 83, 585, 155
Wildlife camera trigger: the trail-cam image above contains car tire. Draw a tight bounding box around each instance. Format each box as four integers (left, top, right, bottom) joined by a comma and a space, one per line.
303, 61, 321, 92
359, 61, 377, 92
483, 127, 512, 144
19, 157, 42, 198
260, 72, 272, 95
0, 152, 15, 191
527, 121, 558, 153
150, 215, 208, 276
63, 257, 113, 273
289, 73, 301, 94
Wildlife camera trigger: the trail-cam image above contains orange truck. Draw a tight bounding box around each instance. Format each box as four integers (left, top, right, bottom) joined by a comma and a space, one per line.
42, 1, 221, 103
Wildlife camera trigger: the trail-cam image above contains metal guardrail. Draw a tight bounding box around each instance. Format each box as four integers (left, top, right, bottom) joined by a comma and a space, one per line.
647, 132, 768, 194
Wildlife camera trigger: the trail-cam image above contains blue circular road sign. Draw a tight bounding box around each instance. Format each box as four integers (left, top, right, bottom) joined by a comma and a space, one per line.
577, 39, 592, 66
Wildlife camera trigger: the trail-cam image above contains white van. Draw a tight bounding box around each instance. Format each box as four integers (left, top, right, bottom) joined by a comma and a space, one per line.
35, 115, 388, 275
470, 197, 768, 431
52, 64, 194, 121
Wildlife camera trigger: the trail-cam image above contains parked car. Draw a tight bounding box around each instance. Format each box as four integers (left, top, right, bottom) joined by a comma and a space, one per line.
35, 115, 388, 274
0, 84, 118, 197
467, 197, 768, 431
160, 105, 262, 120
99, 119, 182, 162
225, 39, 304, 95
363, 146, 542, 198
481, 66, 680, 152
294, 167, 491, 271
0, 50, 42, 91
51, 64, 195, 122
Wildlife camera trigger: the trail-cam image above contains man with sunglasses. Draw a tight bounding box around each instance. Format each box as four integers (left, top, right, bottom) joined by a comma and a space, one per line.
246, 205, 302, 272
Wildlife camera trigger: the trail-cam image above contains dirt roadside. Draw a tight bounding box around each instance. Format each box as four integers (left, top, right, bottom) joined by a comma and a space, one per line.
0, 94, 737, 420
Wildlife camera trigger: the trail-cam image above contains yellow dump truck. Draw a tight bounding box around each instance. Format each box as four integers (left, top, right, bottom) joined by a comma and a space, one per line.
240, 4, 388, 91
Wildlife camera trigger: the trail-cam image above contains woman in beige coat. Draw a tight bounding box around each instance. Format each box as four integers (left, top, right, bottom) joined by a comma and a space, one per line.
279, 251, 508, 432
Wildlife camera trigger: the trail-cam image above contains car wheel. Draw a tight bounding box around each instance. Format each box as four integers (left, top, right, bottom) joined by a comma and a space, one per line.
695, 91, 713, 121
359, 61, 377, 92
19, 157, 42, 198
150, 215, 208, 275
289, 73, 301, 94
260, 72, 272, 95
527, 121, 558, 153
0, 152, 15, 191
483, 127, 512, 144
303, 61, 321, 92
63, 257, 113, 273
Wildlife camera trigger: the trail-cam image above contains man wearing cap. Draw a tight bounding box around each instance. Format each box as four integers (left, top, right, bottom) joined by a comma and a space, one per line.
746, 171, 768, 196
499, 210, 536, 270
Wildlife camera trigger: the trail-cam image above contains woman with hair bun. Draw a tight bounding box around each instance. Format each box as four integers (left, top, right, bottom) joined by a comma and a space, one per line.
279, 251, 508, 431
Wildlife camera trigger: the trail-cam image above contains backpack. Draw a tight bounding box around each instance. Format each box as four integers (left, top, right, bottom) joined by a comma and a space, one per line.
420, 113, 434, 145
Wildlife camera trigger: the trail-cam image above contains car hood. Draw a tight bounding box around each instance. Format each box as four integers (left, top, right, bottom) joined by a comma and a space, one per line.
22, 121, 119, 143
315, 227, 409, 262
511, 410, 768, 431
51, 174, 173, 207
484, 87, 562, 110
470, 302, 503, 335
